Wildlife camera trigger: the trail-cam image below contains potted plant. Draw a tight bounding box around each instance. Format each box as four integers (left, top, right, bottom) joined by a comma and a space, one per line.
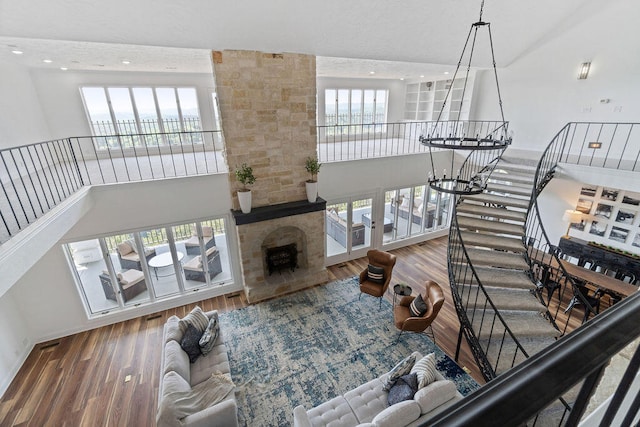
305, 156, 321, 203
235, 163, 256, 213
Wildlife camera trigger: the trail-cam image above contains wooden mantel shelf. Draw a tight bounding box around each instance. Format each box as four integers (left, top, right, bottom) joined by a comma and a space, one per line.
231, 198, 326, 225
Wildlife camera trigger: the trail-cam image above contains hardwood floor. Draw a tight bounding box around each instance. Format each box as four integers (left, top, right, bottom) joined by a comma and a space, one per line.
0, 236, 481, 426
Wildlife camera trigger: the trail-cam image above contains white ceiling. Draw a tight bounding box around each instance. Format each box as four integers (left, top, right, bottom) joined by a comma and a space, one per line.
0, 0, 608, 79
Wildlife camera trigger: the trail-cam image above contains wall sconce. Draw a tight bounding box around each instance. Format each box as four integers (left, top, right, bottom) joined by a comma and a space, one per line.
588, 142, 602, 149
578, 62, 591, 80
562, 209, 583, 238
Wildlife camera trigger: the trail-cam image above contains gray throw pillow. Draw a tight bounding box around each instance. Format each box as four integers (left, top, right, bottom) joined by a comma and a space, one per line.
409, 294, 428, 317
199, 313, 220, 356
367, 264, 385, 284
387, 373, 419, 406
180, 323, 203, 363
383, 353, 417, 391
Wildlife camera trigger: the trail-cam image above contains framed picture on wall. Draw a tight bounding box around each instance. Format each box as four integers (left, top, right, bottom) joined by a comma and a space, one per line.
601, 188, 619, 201
580, 185, 597, 197
594, 203, 613, 219
589, 221, 607, 237
570, 221, 586, 231
609, 226, 630, 243
576, 198, 593, 214
615, 209, 636, 225
622, 192, 640, 206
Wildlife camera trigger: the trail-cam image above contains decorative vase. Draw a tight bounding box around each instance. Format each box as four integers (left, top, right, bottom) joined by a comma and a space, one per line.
305, 181, 318, 203
238, 190, 252, 213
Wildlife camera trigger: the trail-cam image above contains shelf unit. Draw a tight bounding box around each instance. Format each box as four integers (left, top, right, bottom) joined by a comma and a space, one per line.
403, 76, 473, 122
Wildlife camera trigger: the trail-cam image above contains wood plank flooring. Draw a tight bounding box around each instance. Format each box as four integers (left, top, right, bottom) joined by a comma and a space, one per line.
0, 236, 510, 426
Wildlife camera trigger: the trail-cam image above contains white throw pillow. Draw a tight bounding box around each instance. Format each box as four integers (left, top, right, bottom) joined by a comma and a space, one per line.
411, 352, 438, 388
371, 400, 420, 427
414, 379, 457, 414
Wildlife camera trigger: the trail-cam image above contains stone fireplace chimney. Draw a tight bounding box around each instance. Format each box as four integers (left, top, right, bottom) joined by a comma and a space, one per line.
212, 50, 328, 303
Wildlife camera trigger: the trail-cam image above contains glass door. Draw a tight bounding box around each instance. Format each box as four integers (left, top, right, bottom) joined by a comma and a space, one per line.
326, 196, 374, 264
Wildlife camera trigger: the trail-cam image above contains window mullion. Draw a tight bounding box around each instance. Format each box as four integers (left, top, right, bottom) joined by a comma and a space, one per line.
175, 88, 185, 132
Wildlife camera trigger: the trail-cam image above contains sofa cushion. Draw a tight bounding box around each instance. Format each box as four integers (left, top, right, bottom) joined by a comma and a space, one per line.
387, 373, 418, 406
191, 342, 230, 386
199, 313, 220, 356
382, 352, 418, 391
371, 400, 420, 427
410, 353, 438, 388
409, 294, 428, 317
367, 264, 385, 284
414, 379, 457, 415
181, 323, 203, 364
117, 241, 134, 256
161, 370, 191, 397
306, 395, 359, 427
178, 306, 209, 334
343, 378, 388, 424
164, 316, 183, 344
164, 340, 191, 384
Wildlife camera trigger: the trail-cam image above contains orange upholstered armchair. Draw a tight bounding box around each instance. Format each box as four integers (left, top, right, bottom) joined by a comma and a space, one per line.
393, 280, 445, 343
359, 249, 397, 307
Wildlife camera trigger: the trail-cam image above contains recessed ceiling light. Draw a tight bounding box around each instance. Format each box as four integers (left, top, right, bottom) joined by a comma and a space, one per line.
420, 75, 425, 78
369, 71, 375, 75
400, 78, 405, 81
444, 71, 450, 75
11, 50, 23, 55
122, 60, 131, 65
60, 67, 68, 71
42, 59, 53, 63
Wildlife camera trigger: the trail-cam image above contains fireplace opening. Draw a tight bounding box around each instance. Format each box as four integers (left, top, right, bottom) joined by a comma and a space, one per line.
266, 243, 298, 275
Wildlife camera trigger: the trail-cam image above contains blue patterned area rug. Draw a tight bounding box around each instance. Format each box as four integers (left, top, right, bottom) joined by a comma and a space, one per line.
219, 277, 479, 426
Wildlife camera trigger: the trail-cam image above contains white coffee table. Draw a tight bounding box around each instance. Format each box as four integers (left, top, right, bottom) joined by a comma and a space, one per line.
148, 251, 184, 279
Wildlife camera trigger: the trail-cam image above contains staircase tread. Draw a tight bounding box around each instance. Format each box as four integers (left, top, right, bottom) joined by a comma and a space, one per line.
465, 248, 529, 269
481, 287, 546, 312
458, 217, 525, 236
454, 265, 534, 289
464, 193, 530, 209
489, 171, 535, 185
460, 231, 525, 252
470, 310, 561, 340
486, 182, 533, 196
456, 203, 527, 222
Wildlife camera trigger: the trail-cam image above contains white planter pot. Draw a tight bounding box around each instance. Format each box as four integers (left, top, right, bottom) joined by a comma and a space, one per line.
238, 190, 252, 213
306, 181, 318, 203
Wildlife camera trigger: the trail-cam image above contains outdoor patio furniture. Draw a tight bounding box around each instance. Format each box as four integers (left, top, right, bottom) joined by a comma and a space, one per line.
99, 269, 147, 302
326, 208, 365, 248
183, 247, 223, 282
184, 226, 216, 255
116, 240, 156, 270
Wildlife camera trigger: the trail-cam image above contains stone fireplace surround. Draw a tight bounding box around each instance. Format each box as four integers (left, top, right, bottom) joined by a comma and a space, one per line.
232, 199, 329, 303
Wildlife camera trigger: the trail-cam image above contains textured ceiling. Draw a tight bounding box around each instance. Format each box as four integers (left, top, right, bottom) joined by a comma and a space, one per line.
0, 0, 608, 79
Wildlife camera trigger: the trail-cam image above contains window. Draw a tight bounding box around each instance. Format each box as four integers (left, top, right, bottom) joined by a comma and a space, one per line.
65, 216, 234, 317
81, 86, 202, 149
324, 89, 388, 128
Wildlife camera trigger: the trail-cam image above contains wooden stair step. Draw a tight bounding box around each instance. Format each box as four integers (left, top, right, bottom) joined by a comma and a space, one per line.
463, 193, 530, 210
458, 217, 525, 237
460, 231, 525, 253
464, 248, 529, 270
456, 203, 527, 222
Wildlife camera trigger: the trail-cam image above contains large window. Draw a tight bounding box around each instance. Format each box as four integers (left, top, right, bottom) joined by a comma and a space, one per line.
324, 89, 388, 128
81, 86, 202, 149
65, 217, 234, 317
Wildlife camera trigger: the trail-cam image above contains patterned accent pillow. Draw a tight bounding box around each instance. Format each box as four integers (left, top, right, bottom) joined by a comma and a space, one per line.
387, 373, 419, 406
367, 264, 385, 284
199, 312, 220, 356
178, 306, 209, 334
409, 294, 428, 317
411, 352, 438, 388
383, 352, 418, 391
180, 323, 203, 363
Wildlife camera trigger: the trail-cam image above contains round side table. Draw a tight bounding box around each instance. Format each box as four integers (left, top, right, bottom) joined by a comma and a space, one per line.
393, 283, 412, 306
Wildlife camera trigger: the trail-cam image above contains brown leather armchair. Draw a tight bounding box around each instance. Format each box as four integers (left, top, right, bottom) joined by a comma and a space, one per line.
359, 249, 397, 307
393, 280, 445, 343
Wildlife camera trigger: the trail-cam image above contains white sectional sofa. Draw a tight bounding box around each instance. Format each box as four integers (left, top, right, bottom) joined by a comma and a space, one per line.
293, 353, 462, 427
157, 309, 238, 427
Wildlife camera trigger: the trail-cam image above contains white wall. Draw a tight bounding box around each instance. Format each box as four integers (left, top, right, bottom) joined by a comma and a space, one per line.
471, 0, 640, 151
0, 287, 32, 397
28, 69, 218, 140
0, 63, 52, 148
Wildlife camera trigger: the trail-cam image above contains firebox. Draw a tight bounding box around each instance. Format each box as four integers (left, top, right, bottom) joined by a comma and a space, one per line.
266, 243, 298, 275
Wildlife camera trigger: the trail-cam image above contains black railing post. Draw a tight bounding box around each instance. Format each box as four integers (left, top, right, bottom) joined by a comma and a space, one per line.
67, 137, 85, 187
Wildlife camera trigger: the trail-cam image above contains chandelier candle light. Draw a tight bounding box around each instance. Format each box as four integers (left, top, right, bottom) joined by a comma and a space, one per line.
420, 0, 511, 195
